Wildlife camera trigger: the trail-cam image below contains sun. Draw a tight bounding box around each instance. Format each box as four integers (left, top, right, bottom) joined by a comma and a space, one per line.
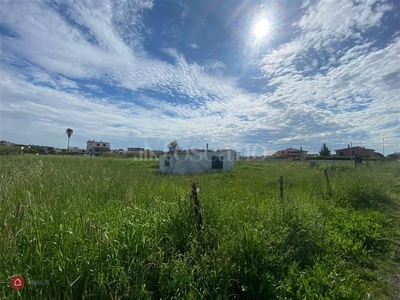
253, 18, 270, 40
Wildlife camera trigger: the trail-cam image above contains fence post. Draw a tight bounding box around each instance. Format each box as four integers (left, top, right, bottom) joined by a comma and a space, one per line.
323, 169, 332, 195
191, 182, 203, 231
279, 176, 284, 201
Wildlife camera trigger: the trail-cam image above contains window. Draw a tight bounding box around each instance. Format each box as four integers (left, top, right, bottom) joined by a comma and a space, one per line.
165, 156, 170, 166
339, 151, 344, 156
103, 143, 106, 146
97, 143, 100, 146
89, 149, 92, 152
211, 156, 223, 169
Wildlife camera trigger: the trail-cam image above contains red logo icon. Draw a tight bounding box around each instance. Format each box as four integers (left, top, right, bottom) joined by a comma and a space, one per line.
11, 275, 25, 290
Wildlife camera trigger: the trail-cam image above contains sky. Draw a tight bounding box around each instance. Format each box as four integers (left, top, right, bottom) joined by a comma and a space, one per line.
0, 0, 399, 155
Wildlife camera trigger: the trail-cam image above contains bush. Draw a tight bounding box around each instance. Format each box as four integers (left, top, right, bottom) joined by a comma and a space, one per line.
336, 179, 391, 209
0, 145, 20, 155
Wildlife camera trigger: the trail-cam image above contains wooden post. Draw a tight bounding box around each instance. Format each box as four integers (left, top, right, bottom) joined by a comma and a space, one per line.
279, 176, 283, 200
191, 182, 203, 231
323, 169, 331, 195
15, 201, 21, 218
15, 201, 24, 220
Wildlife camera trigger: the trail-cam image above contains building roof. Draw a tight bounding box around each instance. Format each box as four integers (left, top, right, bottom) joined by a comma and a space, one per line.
87, 140, 110, 143
334, 146, 375, 151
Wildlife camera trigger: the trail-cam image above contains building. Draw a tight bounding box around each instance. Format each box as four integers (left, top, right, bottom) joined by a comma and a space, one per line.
274, 147, 308, 160
334, 146, 375, 157
112, 149, 125, 155
159, 149, 236, 174
86, 140, 111, 155
70, 147, 86, 153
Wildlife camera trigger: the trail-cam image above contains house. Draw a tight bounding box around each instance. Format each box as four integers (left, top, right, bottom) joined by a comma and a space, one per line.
274, 147, 308, 160
70, 147, 85, 153
112, 149, 125, 155
334, 146, 375, 157
86, 140, 111, 155
159, 149, 236, 174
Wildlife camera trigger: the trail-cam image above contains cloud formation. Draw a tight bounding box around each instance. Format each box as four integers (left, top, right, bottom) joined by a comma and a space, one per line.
0, 0, 398, 154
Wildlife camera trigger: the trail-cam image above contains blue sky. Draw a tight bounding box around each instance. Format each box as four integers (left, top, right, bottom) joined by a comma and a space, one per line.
0, 0, 399, 155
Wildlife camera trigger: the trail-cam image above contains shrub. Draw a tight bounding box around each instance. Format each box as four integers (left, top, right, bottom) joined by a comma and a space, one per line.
336, 179, 391, 209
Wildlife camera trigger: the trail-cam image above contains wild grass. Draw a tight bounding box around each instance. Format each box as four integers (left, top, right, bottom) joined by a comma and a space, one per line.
0, 156, 399, 299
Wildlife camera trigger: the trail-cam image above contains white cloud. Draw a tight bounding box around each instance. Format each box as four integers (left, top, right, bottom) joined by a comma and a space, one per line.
0, 0, 398, 154
297, 0, 394, 48
256, 0, 399, 152
0, 0, 244, 104
189, 43, 199, 49
0, 65, 256, 148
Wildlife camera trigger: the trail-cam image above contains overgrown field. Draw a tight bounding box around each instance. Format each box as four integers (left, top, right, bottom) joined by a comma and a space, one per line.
0, 156, 399, 299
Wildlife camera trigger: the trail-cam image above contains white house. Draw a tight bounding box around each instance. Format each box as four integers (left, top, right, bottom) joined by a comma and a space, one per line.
159, 149, 236, 174
86, 140, 111, 155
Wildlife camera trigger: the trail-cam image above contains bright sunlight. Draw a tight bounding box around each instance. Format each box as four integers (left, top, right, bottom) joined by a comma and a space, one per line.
253, 18, 270, 40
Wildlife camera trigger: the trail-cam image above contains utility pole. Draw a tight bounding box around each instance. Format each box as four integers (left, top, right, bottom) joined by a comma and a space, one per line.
383, 138, 385, 157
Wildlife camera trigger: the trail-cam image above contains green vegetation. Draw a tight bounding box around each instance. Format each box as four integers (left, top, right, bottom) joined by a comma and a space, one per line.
0, 156, 399, 299
0, 142, 57, 156
168, 140, 180, 152
104, 150, 163, 160
0, 145, 21, 156
319, 143, 331, 157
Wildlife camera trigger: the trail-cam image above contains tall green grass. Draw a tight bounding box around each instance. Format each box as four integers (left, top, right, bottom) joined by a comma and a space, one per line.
0, 156, 398, 299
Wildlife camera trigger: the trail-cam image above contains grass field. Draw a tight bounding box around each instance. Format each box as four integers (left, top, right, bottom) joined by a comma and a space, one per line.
0, 156, 399, 299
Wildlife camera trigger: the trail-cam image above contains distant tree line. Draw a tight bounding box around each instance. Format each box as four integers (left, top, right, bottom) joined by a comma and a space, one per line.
103, 150, 163, 159
0, 144, 58, 155
0, 145, 20, 155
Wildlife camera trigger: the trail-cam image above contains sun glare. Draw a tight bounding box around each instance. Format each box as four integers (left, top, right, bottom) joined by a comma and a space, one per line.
253, 18, 270, 40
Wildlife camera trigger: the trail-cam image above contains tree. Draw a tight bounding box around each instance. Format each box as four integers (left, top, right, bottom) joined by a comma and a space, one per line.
168, 140, 179, 152
319, 143, 331, 156
373, 152, 385, 158
66, 128, 73, 150
0, 145, 20, 156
